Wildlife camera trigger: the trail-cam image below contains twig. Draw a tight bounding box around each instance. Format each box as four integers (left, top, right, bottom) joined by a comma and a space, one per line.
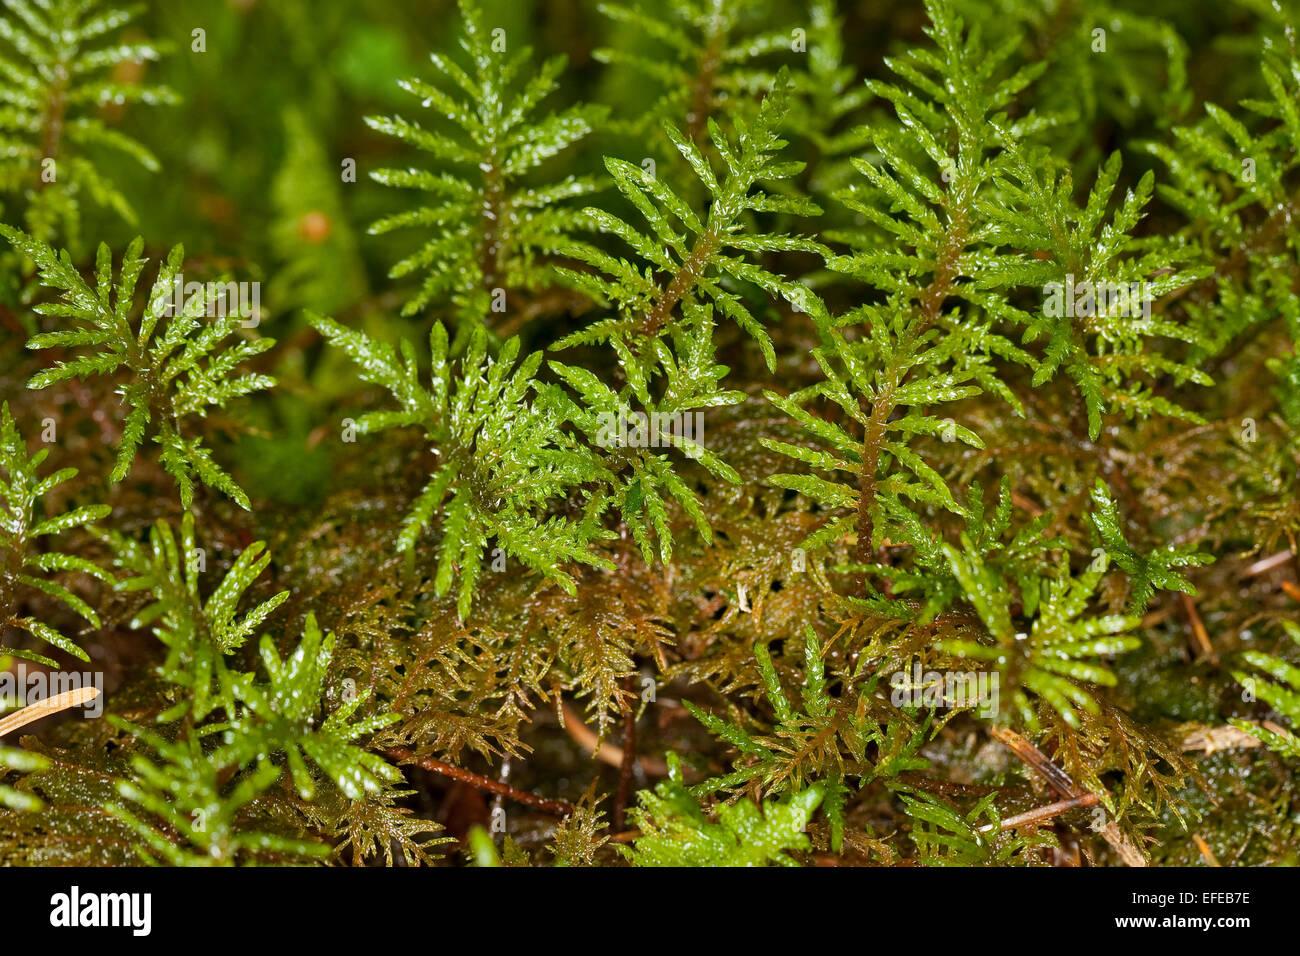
1193, 834, 1221, 867
979, 793, 1099, 833
387, 748, 574, 817
1243, 550, 1293, 577
0, 687, 100, 737
991, 727, 1148, 867
1179, 593, 1217, 663
560, 701, 668, 777
990, 727, 1076, 797
1179, 723, 1264, 754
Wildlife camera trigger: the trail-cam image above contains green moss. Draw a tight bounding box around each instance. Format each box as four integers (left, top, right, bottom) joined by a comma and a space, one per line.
0, 0, 1297, 868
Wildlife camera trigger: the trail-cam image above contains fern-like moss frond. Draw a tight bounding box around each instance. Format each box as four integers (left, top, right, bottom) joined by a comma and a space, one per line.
309, 313, 614, 618
0, 0, 177, 245
367, 0, 605, 330
3, 226, 275, 509
0, 401, 109, 665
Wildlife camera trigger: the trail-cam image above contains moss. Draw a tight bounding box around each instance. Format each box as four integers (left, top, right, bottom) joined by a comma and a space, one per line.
0, 0, 1297, 868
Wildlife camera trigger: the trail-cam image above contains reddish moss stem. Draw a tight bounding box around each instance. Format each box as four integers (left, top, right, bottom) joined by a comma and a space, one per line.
388, 748, 574, 817
613, 679, 638, 831
854, 209, 967, 569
